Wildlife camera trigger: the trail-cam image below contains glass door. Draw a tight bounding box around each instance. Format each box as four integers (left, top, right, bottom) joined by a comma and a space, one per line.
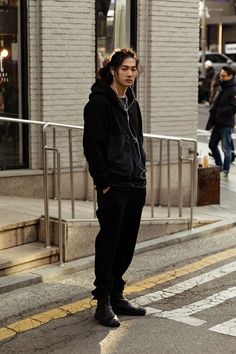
96, 0, 136, 73
0, 0, 28, 169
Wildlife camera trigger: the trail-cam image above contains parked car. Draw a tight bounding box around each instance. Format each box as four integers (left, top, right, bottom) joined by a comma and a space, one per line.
198, 52, 236, 77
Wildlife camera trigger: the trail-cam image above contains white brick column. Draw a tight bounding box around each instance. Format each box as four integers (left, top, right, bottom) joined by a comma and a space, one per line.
137, 0, 199, 139
28, 0, 95, 169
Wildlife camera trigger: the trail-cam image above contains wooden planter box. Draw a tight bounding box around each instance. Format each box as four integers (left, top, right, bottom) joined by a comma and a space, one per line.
197, 166, 220, 206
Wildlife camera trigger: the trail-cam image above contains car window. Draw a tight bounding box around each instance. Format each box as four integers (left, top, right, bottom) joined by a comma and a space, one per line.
206, 54, 228, 63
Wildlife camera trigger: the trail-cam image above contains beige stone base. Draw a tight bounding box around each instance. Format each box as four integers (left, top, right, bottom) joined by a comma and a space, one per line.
0, 161, 195, 206
39, 217, 191, 262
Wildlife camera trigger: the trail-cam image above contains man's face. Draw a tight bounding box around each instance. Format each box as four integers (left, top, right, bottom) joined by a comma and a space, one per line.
220, 70, 233, 81
114, 58, 138, 88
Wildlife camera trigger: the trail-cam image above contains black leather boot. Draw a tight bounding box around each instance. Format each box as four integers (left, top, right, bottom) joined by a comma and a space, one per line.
111, 294, 146, 316
94, 294, 120, 327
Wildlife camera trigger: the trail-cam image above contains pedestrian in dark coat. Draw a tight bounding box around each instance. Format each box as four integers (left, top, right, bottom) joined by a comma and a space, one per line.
83, 48, 146, 327
202, 60, 215, 104
209, 71, 236, 162
209, 66, 236, 176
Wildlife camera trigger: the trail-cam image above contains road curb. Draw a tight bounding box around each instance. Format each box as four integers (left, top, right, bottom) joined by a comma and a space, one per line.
135, 218, 236, 254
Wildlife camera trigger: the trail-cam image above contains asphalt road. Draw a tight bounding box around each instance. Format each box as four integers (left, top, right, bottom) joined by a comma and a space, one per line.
0, 227, 236, 353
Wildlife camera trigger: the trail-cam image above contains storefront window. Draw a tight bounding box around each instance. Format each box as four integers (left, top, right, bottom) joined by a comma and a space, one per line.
96, 0, 131, 72
0, 0, 27, 168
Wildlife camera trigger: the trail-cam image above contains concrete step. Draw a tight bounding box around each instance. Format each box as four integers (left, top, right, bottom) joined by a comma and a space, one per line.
0, 241, 59, 277
0, 219, 39, 251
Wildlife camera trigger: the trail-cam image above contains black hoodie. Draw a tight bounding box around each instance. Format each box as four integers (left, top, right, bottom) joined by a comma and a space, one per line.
83, 79, 146, 190
211, 76, 236, 128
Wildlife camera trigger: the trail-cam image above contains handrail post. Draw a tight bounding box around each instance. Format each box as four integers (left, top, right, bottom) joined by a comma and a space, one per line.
189, 158, 194, 230
85, 162, 89, 201
193, 141, 198, 205
56, 149, 64, 266
53, 128, 57, 199
68, 129, 75, 218
42, 127, 50, 248
167, 140, 171, 217
178, 141, 183, 217
159, 139, 163, 206
150, 138, 154, 218
93, 187, 97, 218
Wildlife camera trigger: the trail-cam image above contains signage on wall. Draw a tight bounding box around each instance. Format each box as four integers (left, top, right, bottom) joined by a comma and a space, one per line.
225, 43, 236, 54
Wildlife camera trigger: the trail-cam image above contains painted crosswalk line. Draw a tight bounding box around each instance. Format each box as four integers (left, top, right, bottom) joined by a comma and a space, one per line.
131, 260, 236, 307
209, 318, 236, 337
151, 287, 236, 327
130, 260, 236, 337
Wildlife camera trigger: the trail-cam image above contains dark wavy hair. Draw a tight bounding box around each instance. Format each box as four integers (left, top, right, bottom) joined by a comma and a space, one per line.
221, 66, 236, 77
99, 48, 139, 85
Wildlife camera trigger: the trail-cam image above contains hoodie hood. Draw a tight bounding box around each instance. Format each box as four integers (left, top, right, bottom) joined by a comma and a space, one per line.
89, 79, 136, 109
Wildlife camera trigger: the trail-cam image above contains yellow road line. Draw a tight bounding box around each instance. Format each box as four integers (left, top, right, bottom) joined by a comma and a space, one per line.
125, 246, 236, 295
0, 328, 15, 341
1, 246, 236, 342
7, 318, 41, 333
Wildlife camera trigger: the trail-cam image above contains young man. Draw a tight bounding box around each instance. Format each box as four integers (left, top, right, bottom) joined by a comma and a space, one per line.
83, 48, 146, 327
209, 66, 236, 176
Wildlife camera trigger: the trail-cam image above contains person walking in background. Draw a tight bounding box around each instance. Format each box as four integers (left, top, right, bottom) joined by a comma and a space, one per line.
209, 71, 236, 163
202, 60, 215, 105
83, 48, 146, 327
209, 66, 236, 176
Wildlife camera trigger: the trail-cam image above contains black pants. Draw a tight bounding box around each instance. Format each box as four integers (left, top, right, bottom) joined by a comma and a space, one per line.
92, 187, 146, 299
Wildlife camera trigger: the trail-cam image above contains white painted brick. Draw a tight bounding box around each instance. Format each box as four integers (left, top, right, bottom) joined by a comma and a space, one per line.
27, 0, 199, 169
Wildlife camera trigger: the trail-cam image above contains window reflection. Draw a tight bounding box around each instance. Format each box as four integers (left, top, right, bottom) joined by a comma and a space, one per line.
0, 0, 24, 168
96, 0, 130, 72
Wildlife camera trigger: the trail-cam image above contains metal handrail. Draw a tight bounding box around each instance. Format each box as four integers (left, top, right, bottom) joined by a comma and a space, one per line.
143, 133, 197, 229
0, 116, 84, 266
42, 122, 84, 265
0, 116, 197, 265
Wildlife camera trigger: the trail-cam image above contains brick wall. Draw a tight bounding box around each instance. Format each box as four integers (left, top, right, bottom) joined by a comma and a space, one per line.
137, 0, 199, 139
28, 0, 95, 169
27, 0, 199, 169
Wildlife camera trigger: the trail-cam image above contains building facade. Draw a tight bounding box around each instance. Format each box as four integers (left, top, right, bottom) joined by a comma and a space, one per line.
206, 0, 236, 59
0, 1, 199, 195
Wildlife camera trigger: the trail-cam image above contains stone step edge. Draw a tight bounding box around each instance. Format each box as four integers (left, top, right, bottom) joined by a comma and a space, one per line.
0, 218, 39, 233
0, 242, 59, 271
